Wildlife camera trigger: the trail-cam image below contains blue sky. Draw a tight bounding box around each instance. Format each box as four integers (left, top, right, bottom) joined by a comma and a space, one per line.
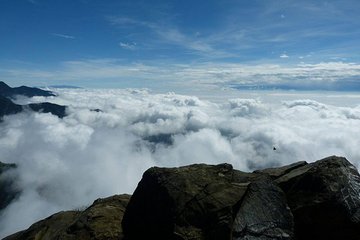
1, 0, 360, 90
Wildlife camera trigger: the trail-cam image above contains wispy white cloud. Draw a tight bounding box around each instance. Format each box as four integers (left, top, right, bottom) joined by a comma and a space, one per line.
1, 59, 360, 91
105, 0, 360, 63
52, 33, 75, 39
280, 54, 289, 58
107, 16, 230, 58
197, 1, 359, 58
107, 16, 156, 29
119, 42, 137, 50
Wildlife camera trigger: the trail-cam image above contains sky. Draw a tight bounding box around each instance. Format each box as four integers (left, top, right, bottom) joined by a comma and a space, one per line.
1, 1, 360, 236
0, 0, 360, 90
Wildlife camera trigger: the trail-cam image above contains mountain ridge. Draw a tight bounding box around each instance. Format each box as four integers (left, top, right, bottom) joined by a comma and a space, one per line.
0, 82, 66, 119
0, 81, 55, 98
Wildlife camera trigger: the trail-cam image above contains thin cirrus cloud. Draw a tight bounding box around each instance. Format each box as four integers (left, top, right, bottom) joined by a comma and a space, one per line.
1, 0, 359, 71
105, 0, 360, 62
107, 16, 230, 58
1, 60, 360, 90
51, 33, 76, 39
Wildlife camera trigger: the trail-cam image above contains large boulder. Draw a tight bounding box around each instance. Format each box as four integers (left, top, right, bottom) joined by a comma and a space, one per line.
4, 194, 131, 240
257, 156, 360, 240
232, 180, 293, 240
122, 163, 294, 240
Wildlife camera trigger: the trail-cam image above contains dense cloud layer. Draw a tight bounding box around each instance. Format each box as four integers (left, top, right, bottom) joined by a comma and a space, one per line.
1, 89, 360, 237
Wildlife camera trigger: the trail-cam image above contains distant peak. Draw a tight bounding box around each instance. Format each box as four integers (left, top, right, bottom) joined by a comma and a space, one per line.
0, 81, 56, 98
0, 81, 10, 88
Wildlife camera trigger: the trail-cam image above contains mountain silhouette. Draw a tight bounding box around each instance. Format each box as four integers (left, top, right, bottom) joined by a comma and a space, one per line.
0, 81, 55, 98
0, 82, 66, 119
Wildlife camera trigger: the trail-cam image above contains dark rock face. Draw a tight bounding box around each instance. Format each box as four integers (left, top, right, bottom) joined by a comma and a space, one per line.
28, 102, 67, 118
123, 156, 360, 240
274, 156, 360, 240
143, 133, 174, 145
0, 162, 19, 211
0, 96, 23, 118
0, 97, 67, 119
0, 81, 55, 98
122, 163, 294, 240
0, 82, 67, 119
4, 194, 131, 240
233, 180, 293, 240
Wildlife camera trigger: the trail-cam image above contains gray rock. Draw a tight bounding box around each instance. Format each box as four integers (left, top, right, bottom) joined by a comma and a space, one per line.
264, 156, 360, 240
4, 194, 131, 240
233, 180, 294, 240
253, 161, 307, 179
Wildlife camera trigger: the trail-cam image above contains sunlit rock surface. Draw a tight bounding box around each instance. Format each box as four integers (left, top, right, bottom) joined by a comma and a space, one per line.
4, 194, 130, 240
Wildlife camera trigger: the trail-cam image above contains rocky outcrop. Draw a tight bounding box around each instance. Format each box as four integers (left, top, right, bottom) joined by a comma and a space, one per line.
122, 163, 293, 240
3, 156, 360, 240
259, 156, 360, 240
123, 156, 360, 240
4, 194, 131, 240
232, 180, 293, 240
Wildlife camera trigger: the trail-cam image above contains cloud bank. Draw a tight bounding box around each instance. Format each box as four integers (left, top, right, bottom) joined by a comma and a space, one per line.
1, 89, 360, 237
2, 61, 360, 91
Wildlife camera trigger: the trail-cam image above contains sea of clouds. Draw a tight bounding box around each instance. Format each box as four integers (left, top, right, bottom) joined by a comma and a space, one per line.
1, 88, 360, 237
